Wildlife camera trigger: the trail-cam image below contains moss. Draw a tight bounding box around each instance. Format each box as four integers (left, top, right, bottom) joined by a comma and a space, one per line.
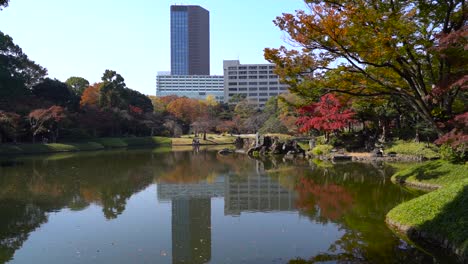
386, 140, 440, 159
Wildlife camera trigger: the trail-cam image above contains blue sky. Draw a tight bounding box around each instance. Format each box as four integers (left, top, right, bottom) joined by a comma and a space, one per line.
0, 0, 307, 95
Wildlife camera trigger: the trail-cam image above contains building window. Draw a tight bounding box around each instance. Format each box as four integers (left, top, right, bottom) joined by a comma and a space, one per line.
229, 88, 237, 91
249, 87, 258, 91
269, 92, 278, 96
239, 76, 247, 79
239, 71, 247, 75
259, 87, 268, 90
249, 71, 257, 74
249, 76, 258, 79
229, 76, 237, 79
239, 66, 247, 70
239, 82, 247, 85
280, 87, 287, 90
259, 75, 268, 79
248, 66, 257, 69
249, 82, 258, 85
269, 81, 278, 85
239, 88, 247, 91
269, 75, 278, 79
259, 66, 268, 69
259, 82, 267, 85
228, 82, 238, 86
259, 71, 268, 74
270, 86, 278, 90
249, 93, 258, 96
259, 93, 268, 96
269, 66, 275, 69
259, 98, 268, 102
228, 71, 237, 75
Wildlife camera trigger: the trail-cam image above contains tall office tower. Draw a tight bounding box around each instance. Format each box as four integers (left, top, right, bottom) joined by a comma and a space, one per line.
170, 5, 210, 75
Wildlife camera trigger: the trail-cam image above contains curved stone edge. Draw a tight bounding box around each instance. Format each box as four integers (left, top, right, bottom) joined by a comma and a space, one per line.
385, 217, 467, 263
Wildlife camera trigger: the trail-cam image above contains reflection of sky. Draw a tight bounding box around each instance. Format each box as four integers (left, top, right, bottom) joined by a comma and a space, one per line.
8, 182, 343, 264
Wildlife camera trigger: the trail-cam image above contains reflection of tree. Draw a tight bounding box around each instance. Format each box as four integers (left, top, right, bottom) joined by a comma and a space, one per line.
295, 177, 354, 221
0, 202, 47, 263
260, 160, 431, 263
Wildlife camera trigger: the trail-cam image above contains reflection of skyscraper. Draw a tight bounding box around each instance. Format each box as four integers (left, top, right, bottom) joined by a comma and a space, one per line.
158, 181, 222, 264
170, 5, 210, 75
225, 174, 297, 216
172, 198, 211, 264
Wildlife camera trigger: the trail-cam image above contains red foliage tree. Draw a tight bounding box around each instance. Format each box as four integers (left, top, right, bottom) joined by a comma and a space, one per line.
28, 105, 67, 143
435, 112, 468, 160
296, 94, 355, 140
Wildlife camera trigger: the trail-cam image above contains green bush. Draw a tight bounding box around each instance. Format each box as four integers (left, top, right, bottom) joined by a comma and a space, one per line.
386, 140, 440, 159
311, 144, 333, 156
440, 144, 467, 163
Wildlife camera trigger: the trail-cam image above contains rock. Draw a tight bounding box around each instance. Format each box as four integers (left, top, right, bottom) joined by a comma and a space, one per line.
218, 148, 234, 155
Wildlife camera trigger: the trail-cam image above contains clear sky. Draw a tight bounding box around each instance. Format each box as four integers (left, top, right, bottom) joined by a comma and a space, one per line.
0, 0, 307, 95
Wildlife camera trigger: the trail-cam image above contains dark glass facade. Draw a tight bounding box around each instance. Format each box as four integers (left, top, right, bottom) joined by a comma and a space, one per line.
170, 5, 210, 75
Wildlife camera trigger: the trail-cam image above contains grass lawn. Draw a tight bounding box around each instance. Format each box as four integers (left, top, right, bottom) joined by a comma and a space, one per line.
0, 142, 105, 155
172, 134, 236, 145
0, 137, 172, 155
386, 140, 440, 159
387, 160, 468, 260
391, 160, 468, 188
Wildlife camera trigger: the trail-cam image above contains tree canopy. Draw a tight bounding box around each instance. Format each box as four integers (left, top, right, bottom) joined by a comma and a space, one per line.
265, 0, 467, 135
65, 77, 90, 96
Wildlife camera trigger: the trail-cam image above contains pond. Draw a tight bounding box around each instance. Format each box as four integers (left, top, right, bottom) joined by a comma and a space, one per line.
0, 148, 450, 263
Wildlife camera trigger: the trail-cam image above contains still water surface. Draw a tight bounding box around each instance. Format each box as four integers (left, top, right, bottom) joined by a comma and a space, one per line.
0, 148, 445, 263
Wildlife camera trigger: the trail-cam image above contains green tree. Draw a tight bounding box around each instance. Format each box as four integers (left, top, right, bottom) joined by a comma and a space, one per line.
0, 31, 47, 103
32, 78, 78, 109
265, 0, 467, 136
65, 76, 89, 96
0, 0, 9, 10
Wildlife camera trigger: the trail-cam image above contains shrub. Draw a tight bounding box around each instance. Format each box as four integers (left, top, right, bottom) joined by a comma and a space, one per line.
311, 144, 333, 156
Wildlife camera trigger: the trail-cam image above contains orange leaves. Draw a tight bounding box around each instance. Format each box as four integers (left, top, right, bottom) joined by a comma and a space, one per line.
166, 97, 207, 124
80, 83, 103, 108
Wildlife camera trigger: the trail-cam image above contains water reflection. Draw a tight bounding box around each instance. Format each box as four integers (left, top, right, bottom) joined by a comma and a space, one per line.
0, 149, 448, 263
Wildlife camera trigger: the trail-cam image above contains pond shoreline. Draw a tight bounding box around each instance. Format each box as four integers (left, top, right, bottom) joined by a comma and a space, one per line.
385, 161, 468, 263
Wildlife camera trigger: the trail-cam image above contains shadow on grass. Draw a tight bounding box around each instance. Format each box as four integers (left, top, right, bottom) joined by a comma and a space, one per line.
394, 161, 450, 183
406, 185, 468, 263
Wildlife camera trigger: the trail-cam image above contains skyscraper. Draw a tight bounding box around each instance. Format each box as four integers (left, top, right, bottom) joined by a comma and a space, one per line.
170, 5, 210, 75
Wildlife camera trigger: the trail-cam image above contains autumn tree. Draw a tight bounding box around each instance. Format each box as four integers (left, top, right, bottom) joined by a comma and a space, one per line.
28, 106, 67, 143
265, 0, 467, 136
80, 83, 103, 108
297, 94, 355, 141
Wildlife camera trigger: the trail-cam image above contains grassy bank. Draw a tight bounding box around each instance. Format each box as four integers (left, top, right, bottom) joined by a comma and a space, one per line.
0, 136, 172, 155
386, 160, 468, 261
386, 140, 440, 160
171, 134, 236, 145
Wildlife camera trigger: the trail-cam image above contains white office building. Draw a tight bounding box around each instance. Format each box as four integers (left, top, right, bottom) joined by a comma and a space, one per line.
223, 60, 288, 108
156, 72, 224, 102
